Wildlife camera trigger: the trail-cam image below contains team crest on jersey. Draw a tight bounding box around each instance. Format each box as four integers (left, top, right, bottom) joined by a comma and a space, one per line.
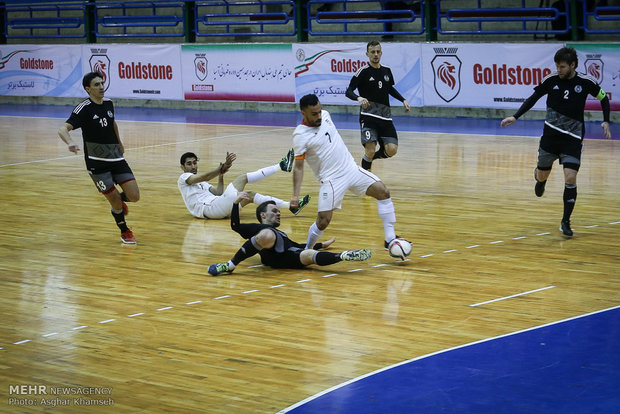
574, 85, 582, 93
89, 48, 111, 91
384, 75, 390, 82
107, 110, 114, 118
584, 57, 603, 83
431, 48, 461, 103
194, 54, 208, 81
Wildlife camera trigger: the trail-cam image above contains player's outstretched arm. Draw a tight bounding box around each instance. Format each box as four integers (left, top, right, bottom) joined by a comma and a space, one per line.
58, 123, 80, 154
290, 158, 305, 209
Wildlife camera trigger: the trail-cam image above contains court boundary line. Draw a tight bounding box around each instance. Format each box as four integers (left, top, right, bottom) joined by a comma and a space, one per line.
276, 305, 620, 413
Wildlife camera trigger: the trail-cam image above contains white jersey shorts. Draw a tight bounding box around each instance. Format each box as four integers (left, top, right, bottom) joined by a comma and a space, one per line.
202, 183, 238, 219
317, 166, 380, 212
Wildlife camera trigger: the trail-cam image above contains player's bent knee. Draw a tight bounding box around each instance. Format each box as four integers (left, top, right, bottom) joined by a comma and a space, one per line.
255, 229, 276, 249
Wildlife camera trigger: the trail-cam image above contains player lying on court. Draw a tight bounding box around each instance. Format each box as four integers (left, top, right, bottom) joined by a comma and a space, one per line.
207, 191, 372, 276
178, 150, 311, 219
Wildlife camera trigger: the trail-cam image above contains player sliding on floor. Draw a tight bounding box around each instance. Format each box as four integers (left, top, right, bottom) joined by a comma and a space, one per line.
207, 191, 371, 276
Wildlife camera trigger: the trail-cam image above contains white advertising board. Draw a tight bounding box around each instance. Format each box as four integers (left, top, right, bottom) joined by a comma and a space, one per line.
421, 43, 564, 109
293, 42, 422, 106
181, 44, 295, 102
0, 45, 83, 97
570, 43, 620, 112
82, 44, 183, 100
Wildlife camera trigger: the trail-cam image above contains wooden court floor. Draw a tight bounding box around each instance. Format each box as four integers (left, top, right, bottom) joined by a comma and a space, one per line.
0, 115, 619, 413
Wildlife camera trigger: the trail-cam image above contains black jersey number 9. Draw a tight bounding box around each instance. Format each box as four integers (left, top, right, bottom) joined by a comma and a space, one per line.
378, 81, 383, 89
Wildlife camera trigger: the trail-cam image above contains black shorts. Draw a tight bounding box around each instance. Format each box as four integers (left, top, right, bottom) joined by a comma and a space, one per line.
538, 126, 583, 171
87, 159, 135, 194
259, 247, 305, 269
359, 116, 398, 147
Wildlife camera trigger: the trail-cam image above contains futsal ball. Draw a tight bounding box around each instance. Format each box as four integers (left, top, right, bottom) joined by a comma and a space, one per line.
388, 238, 412, 260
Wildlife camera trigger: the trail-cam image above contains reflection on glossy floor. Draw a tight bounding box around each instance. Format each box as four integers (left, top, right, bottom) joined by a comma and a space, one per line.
0, 114, 619, 413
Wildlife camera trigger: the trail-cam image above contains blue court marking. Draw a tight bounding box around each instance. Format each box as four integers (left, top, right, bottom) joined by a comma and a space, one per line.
1, 103, 617, 140
280, 306, 620, 414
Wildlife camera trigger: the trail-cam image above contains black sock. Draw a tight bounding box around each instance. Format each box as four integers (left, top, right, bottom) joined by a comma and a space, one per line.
111, 210, 129, 232
231, 237, 261, 266
361, 158, 373, 170
120, 192, 129, 202
313, 252, 341, 266
562, 184, 577, 222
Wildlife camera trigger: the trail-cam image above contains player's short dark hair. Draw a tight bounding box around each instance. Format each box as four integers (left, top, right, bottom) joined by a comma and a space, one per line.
256, 200, 276, 222
180, 152, 198, 165
554, 47, 578, 67
367, 40, 381, 51
300, 94, 319, 110
82, 71, 104, 89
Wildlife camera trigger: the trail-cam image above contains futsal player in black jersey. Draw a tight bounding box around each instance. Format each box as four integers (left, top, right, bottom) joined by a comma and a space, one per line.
207, 192, 371, 276
501, 47, 611, 236
58, 72, 141, 244
346, 40, 410, 171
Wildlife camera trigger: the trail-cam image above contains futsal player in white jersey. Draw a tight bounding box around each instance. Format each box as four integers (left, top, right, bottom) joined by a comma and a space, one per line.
178, 150, 310, 219
290, 94, 408, 252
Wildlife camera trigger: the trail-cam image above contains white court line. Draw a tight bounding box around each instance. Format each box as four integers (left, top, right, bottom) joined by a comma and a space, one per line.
186, 300, 202, 305
322, 274, 338, 278
243, 290, 259, 294
610, 221, 620, 225
443, 249, 457, 253
513, 236, 527, 240
296, 279, 312, 283
490, 240, 504, 244
13, 339, 31, 345
584, 225, 600, 228
373, 264, 388, 267
98, 319, 116, 324
248, 264, 264, 268
156, 307, 173, 311
42, 332, 59, 337
214, 295, 231, 300
347, 269, 363, 272
276, 305, 619, 414
72, 325, 87, 330
420, 254, 434, 258
466, 245, 480, 249
469, 286, 556, 307
536, 232, 551, 236
270, 284, 286, 288
128, 313, 144, 318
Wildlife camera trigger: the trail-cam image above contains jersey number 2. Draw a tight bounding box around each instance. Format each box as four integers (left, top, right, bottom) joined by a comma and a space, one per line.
563, 90, 569, 100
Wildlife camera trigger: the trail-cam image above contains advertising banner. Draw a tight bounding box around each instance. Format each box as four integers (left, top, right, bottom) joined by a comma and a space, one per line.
181, 44, 295, 102
82, 44, 183, 100
0, 45, 83, 97
421, 43, 563, 109
293, 42, 422, 107
569, 43, 619, 111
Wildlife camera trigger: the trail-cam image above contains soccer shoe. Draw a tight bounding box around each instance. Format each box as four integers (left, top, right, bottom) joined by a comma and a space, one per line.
384, 236, 411, 250
534, 168, 546, 197
560, 220, 573, 237
120, 230, 136, 244
122, 201, 129, 216
208, 262, 233, 276
290, 194, 311, 215
279, 148, 295, 172
340, 248, 372, 261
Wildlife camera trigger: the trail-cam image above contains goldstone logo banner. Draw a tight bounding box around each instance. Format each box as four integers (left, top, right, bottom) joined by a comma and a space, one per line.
421, 43, 562, 109
293, 42, 422, 106
0, 45, 83, 97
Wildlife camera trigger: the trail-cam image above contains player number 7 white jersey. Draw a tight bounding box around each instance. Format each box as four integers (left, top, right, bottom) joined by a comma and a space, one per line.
292, 110, 357, 181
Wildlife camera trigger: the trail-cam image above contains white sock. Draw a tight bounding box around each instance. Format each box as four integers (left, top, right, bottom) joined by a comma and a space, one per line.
226, 260, 236, 270
306, 222, 324, 249
377, 198, 396, 243
253, 192, 289, 209
246, 164, 279, 183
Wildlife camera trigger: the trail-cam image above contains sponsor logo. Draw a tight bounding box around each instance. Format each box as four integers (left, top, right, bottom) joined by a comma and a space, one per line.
584, 55, 603, 83
294, 48, 358, 77
191, 84, 213, 92
330, 58, 367, 73
431, 47, 461, 102
89, 49, 111, 91
194, 54, 208, 81
118, 61, 173, 80
0, 49, 31, 70
296, 48, 305, 62
473, 64, 551, 85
